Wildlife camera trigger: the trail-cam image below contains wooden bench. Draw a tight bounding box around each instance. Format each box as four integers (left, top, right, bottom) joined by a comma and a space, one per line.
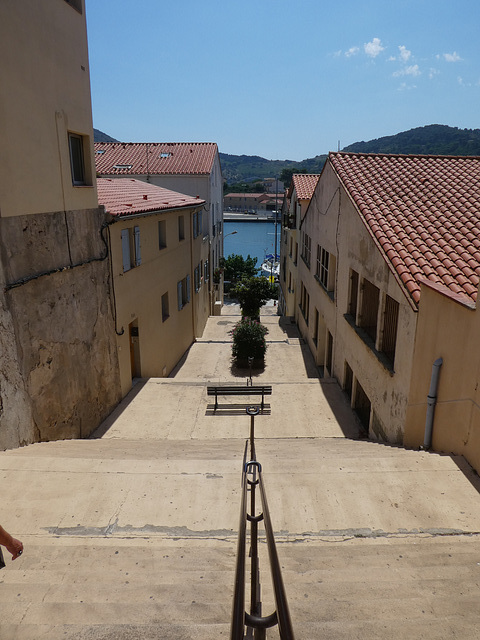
207, 385, 272, 412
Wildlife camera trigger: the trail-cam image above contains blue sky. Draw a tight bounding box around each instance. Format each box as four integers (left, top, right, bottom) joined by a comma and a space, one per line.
86, 0, 480, 160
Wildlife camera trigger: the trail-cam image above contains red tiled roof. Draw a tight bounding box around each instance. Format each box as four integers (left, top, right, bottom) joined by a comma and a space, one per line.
291, 174, 320, 200
97, 178, 205, 217
94, 142, 218, 176
329, 152, 480, 306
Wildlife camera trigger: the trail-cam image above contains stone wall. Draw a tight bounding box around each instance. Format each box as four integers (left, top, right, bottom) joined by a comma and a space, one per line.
0, 207, 121, 449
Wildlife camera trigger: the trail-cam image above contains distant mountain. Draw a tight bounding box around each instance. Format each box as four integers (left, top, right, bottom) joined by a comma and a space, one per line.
93, 128, 118, 143
342, 124, 480, 156
219, 153, 327, 184
93, 124, 480, 183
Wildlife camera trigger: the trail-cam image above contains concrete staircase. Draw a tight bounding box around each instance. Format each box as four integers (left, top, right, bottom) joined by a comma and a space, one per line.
2, 434, 480, 638
2, 310, 480, 638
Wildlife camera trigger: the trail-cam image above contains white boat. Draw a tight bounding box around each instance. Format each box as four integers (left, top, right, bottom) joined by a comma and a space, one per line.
261, 253, 280, 280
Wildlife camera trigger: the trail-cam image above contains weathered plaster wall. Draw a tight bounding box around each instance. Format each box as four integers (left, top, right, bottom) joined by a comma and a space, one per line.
0, 208, 121, 449
297, 162, 417, 444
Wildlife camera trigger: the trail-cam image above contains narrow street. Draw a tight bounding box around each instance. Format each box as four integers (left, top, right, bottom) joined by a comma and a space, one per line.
1, 304, 480, 639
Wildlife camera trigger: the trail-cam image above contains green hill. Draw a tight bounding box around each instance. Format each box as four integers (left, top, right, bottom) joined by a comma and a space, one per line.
342, 124, 480, 156
93, 124, 480, 184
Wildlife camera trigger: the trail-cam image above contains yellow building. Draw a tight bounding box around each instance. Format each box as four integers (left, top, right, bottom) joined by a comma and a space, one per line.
279, 175, 320, 317
0, 0, 121, 448
97, 178, 206, 396
292, 152, 480, 447
95, 142, 223, 318
404, 281, 480, 473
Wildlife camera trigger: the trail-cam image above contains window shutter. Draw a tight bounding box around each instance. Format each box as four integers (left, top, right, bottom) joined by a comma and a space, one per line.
177, 281, 183, 310
121, 229, 131, 272
186, 275, 191, 303
134, 226, 141, 265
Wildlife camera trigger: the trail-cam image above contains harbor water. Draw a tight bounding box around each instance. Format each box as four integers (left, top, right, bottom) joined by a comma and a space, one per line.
224, 220, 280, 271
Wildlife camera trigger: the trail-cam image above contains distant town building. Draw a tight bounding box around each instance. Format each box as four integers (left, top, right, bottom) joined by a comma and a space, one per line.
224, 192, 283, 213
95, 142, 223, 314
278, 174, 320, 317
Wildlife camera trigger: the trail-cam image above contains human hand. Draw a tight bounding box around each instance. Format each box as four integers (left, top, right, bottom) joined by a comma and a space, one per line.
6, 538, 23, 560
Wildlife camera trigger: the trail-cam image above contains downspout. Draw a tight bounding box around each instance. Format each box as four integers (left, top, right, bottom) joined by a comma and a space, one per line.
423, 357, 443, 450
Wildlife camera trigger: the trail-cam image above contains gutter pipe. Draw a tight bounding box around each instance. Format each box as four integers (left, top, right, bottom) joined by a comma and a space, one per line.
423, 357, 443, 450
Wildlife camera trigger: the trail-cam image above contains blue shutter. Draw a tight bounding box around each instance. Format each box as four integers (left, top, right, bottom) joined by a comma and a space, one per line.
134, 226, 141, 265
186, 275, 191, 303
177, 281, 183, 310
121, 229, 131, 272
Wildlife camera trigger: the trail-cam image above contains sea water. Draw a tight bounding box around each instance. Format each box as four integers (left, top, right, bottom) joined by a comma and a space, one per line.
224, 221, 279, 271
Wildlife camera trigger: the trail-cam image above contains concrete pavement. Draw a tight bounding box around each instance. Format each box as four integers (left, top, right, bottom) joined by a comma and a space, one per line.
1, 303, 480, 638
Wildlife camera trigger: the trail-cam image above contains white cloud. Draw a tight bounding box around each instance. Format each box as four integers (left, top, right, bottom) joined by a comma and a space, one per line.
364, 37, 385, 58
398, 45, 411, 62
397, 82, 417, 91
442, 52, 462, 62
345, 46, 360, 58
428, 68, 440, 79
393, 64, 421, 77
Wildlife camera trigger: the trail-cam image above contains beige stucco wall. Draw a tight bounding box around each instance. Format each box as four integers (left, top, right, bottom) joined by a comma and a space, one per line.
110, 207, 207, 397
297, 162, 418, 443
405, 283, 480, 472
279, 191, 307, 317
0, 1, 122, 449
0, 0, 97, 217
0, 209, 121, 448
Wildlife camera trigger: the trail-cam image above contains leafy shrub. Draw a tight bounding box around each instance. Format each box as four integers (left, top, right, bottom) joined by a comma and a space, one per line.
231, 276, 272, 319
231, 318, 268, 362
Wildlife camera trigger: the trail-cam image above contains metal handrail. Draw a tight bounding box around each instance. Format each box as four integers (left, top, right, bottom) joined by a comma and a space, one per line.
230, 423, 295, 639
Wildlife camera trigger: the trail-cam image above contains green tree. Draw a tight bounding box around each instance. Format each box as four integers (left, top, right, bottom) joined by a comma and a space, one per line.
279, 167, 308, 190
231, 276, 273, 319
223, 254, 259, 283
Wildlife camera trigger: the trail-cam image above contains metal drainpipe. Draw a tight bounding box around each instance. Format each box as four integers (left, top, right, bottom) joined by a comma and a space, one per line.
423, 357, 443, 450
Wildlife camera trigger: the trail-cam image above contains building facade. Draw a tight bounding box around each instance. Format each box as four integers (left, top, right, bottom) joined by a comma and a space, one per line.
278, 175, 320, 317
289, 152, 480, 447
0, 0, 121, 448
95, 142, 223, 318
97, 178, 207, 396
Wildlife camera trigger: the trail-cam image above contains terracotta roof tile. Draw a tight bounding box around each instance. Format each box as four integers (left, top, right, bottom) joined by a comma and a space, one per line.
329, 152, 480, 305
290, 174, 320, 200
97, 178, 205, 217
95, 142, 218, 176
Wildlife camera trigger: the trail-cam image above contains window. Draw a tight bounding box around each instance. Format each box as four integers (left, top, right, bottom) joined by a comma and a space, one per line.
354, 380, 371, 434
294, 242, 298, 265
121, 226, 141, 272
299, 282, 310, 324
289, 237, 293, 257
315, 245, 329, 289
204, 260, 209, 282
348, 270, 359, 318
360, 279, 380, 343
177, 275, 191, 310
301, 232, 311, 268
113, 164, 133, 170
194, 264, 201, 293
313, 308, 319, 346
344, 362, 353, 402
282, 256, 286, 282
382, 295, 399, 366
326, 331, 333, 374
193, 211, 203, 238
158, 220, 167, 250
63, 0, 82, 13
161, 292, 169, 322
68, 133, 86, 186
178, 215, 185, 241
